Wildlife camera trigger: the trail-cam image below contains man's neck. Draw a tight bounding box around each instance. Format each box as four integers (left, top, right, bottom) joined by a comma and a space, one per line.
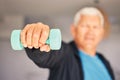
78, 47, 96, 57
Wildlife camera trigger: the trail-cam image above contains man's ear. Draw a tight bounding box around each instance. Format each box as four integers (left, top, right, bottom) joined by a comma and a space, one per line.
70, 24, 76, 38
102, 29, 107, 40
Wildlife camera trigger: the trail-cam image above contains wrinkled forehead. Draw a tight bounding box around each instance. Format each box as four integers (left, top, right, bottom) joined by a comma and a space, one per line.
79, 14, 101, 23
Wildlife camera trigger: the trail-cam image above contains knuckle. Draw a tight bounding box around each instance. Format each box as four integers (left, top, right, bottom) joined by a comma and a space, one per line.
26, 24, 30, 26
29, 27, 34, 31
31, 23, 36, 27
37, 23, 42, 27
37, 22, 42, 24
25, 24, 30, 28
44, 25, 50, 30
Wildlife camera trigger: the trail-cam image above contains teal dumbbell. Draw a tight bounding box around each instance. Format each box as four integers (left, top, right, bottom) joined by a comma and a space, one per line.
11, 29, 61, 50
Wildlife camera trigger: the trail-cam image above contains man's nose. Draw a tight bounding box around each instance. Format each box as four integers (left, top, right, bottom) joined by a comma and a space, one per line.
88, 25, 94, 31
87, 26, 95, 34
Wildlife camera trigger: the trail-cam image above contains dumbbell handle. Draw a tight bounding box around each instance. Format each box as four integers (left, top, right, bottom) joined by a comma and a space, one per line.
11, 29, 61, 50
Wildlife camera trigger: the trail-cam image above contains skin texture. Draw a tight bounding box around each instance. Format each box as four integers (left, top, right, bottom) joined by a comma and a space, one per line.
71, 14, 104, 56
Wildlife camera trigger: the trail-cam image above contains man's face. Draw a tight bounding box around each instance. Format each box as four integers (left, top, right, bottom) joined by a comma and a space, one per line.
71, 14, 104, 49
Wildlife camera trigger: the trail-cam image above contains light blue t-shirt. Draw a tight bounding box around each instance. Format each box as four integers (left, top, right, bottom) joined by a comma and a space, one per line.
78, 50, 112, 80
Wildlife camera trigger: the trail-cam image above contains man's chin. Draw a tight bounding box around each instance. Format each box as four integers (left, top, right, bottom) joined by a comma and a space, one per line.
84, 44, 96, 49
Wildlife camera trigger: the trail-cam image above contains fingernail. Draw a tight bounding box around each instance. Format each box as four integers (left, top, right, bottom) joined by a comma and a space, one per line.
35, 46, 39, 49
40, 48, 43, 51
28, 46, 33, 49
46, 50, 50, 52
23, 44, 27, 47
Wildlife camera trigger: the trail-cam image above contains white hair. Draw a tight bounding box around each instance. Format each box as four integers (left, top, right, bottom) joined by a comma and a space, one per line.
74, 7, 104, 26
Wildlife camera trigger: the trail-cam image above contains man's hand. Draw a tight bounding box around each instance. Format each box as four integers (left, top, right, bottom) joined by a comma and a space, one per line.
20, 22, 50, 52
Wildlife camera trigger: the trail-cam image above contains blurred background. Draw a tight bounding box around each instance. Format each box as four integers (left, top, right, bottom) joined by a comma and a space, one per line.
0, 0, 120, 80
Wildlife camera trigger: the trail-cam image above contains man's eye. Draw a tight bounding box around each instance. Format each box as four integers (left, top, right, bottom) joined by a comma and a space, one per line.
94, 26, 99, 29
81, 25, 87, 27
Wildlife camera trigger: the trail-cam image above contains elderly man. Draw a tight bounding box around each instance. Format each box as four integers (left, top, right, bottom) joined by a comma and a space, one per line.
21, 7, 115, 80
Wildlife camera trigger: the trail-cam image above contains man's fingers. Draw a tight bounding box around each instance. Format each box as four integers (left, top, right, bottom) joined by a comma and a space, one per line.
39, 25, 50, 45
40, 45, 50, 52
21, 24, 30, 47
21, 22, 51, 51
26, 25, 34, 48
32, 24, 42, 48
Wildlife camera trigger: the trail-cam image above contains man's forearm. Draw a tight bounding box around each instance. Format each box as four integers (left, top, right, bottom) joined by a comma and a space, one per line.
25, 42, 69, 68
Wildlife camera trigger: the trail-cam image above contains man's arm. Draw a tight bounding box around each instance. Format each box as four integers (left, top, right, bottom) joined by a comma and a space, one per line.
25, 42, 69, 69
20, 22, 71, 69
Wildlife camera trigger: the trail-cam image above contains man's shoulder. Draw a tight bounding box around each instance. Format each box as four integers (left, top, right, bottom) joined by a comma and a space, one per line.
96, 52, 115, 79
62, 41, 76, 50
96, 52, 110, 65
61, 41, 78, 54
